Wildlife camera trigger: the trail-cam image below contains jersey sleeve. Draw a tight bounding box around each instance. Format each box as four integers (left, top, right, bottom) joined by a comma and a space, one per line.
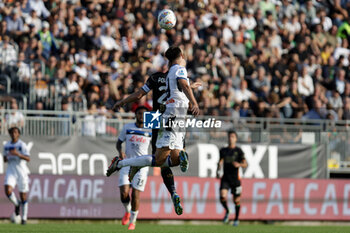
219, 148, 224, 160
141, 75, 157, 93
21, 142, 30, 156
237, 147, 245, 162
118, 124, 127, 142
3, 146, 8, 158
175, 67, 189, 81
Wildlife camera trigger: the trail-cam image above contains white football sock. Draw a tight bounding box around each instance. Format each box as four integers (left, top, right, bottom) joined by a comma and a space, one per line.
123, 202, 131, 213
7, 193, 19, 207
130, 210, 139, 224
22, 201, 28, 221
118, 155, 154, 168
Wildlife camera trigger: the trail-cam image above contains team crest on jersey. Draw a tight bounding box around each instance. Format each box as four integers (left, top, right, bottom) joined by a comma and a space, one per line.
177, 69, 185, 76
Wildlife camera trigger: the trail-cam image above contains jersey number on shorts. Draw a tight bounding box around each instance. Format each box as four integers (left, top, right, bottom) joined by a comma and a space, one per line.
137, 178, 144, 186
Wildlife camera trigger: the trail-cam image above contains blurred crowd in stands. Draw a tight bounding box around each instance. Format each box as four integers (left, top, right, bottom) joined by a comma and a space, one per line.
1, 0, 350, 121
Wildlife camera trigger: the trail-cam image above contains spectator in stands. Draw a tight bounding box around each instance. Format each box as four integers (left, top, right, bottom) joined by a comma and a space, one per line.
45, 55, 57, 80
0, 35, 17, 66
25, 10, 41, 33
335, 69, 346, 95
343, 97, 350, 120
38, 21, 57, 59
96, 102, 108, 136
6, 100, 24, 128
27, 0, 50, 19
15, 51, 31, 93
58, 97, 71, 136
34, 71, 48, 98
234, 80, 257, 104
74, 8, 91, 34
0, 20, 9, 39
82, 102, 97, 137
242, 8, 256, 31
303, 98, 327, 120
333, 39, 350, 66
5, 9, 24, 37
298, 66, 314, 97
100, 26, 120, 51
0, 0, 350, 121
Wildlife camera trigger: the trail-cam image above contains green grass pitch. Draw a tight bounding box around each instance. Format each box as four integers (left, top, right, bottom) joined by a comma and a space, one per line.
0, 222, 349, 233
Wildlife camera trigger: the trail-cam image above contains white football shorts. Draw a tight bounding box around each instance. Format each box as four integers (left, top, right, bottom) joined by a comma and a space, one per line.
118, 166, 149, 192
4, 170, 29, 193
156, 128, 185, 150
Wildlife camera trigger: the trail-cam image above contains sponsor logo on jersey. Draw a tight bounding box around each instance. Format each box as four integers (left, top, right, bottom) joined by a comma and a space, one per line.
129, 135, 147, 143
166, 98, 175, 104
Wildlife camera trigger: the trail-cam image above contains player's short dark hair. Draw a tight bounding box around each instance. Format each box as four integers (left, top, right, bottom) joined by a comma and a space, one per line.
8, 126, 21, 135
135, 106, 149, 114
165, 46, 182, 62
228, 130, 237, 137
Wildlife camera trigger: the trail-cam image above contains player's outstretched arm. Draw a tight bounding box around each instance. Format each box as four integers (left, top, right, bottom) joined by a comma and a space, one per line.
112, 89, 147, 111
178, 79, 199, 116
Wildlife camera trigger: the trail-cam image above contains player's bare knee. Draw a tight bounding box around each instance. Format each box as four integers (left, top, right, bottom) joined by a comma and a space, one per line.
5, 186, 12, 196
5, 189, 11, 196
170, 150, 180, 165
20, 192, 27, 201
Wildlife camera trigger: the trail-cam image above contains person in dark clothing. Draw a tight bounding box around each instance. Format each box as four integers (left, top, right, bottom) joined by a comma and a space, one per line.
217, 130, 247, 226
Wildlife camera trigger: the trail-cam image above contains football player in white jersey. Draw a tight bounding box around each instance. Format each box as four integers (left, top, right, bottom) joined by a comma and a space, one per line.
115, 106, 152, 230
107, 46, 199, 216
3, 127, 30, 225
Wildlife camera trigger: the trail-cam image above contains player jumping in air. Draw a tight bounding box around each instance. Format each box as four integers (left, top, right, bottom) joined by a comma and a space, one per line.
109, 58, 201, 216
116, 106, 152, 230
3, 127, 30, 225
107, 46, 199, 215
217, 130, 247, 226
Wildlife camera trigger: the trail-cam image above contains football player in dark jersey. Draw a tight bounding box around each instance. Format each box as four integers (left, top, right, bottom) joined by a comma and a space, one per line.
110, 71, 201, 215
217, 130, 247, 226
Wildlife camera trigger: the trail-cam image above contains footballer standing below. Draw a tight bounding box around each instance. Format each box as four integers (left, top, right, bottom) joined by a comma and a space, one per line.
217, 130, 247, 226
116, 106, 151, 230
3, 127, 30, 225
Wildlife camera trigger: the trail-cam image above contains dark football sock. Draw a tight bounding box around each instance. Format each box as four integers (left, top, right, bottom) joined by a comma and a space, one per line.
235, 204, 240, 220
161, 167, 176, 196
220, 198, 229, 213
